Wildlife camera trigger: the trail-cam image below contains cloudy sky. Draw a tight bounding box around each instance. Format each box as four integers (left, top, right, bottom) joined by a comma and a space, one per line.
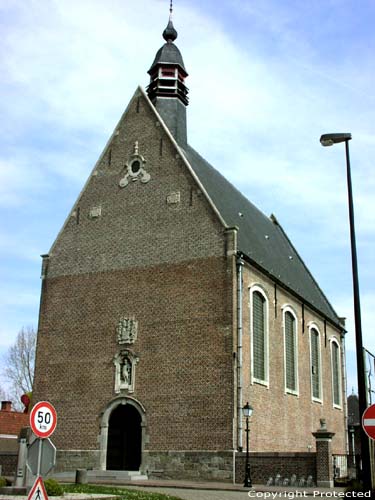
1, 0, 374, 397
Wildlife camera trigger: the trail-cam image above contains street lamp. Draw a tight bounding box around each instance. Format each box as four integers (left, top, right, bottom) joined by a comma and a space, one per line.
349, 426, 356, 466
320, 133, 371, 491
242, 402, 253, 488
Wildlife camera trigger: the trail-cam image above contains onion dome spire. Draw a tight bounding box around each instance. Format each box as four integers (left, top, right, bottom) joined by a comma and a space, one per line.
163, 1, 177, 42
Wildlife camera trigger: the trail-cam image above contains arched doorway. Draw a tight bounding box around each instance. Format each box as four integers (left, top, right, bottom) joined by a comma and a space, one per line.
106, 403, 142, 470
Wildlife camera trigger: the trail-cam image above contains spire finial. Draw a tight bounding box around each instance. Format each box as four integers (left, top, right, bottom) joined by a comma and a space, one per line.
163, 0, 178, 42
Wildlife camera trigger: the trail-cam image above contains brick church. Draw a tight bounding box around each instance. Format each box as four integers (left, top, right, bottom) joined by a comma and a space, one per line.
33, 8, 347, 482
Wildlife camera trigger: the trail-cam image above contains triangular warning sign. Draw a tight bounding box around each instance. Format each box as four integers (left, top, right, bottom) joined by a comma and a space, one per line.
28, 476, 49, 500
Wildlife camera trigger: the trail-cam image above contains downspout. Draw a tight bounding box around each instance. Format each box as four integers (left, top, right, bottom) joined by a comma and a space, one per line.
237, 255, 244, 453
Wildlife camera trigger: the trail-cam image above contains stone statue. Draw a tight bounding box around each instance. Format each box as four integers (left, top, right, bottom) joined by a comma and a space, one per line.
121, 357, 132, 385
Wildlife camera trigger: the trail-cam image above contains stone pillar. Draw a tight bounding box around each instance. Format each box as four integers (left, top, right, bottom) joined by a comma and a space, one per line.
99, 423, 108, 470
312, 419, 335, 488
14, 427, 30, 487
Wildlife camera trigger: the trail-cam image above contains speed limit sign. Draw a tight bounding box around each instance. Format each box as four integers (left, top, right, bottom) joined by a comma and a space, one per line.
30, 401, 57, 438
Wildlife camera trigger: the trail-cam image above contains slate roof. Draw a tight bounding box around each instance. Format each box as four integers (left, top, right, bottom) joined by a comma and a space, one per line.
182, 144, 343, 329
148, 42, 187, 73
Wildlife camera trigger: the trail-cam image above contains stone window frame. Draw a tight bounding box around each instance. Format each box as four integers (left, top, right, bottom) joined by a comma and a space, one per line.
330, 337, 342, 409
308, 323, 323, 404
282, 305, 299, 396
249, 284, 269, 387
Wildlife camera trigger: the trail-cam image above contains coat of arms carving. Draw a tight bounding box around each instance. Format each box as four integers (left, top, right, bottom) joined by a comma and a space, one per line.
116, 317, 138, 344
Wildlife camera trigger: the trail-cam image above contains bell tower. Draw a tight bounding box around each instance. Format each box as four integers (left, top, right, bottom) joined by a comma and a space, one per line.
147, 1, 189, 145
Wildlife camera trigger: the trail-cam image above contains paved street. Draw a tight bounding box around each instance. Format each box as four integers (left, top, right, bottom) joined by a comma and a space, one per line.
127, 486, 255, 499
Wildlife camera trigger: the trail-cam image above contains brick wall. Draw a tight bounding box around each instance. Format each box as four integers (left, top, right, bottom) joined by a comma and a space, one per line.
33, 90, 235, 469
235, 452, 316, 484
239, 265, 346, 454
0, 452, 17, 476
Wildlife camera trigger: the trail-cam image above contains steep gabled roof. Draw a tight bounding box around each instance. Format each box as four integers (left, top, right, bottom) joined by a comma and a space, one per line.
182, 144, 343, 329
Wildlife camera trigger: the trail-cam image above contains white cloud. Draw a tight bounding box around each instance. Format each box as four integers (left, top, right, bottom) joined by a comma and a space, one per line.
0, 0, 373, 395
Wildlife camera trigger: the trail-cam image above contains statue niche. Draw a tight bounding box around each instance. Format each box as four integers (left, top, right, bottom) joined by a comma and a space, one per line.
114, 350, 139, 394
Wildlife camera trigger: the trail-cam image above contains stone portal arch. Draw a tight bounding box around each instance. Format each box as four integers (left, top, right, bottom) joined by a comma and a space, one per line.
99, 396, 147, 471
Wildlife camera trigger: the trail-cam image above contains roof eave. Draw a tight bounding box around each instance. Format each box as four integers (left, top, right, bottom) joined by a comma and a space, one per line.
238, 251, 346, 334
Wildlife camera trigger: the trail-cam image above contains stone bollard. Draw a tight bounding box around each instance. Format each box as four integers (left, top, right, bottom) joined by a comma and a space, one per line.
75, 469, 88, 484
312, 419, 335, 488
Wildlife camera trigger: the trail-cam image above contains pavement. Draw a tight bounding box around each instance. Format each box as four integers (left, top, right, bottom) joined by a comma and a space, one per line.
0, 478, 350, 500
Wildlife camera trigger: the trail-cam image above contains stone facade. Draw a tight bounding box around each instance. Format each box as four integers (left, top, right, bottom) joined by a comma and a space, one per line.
146, 451, 233, 481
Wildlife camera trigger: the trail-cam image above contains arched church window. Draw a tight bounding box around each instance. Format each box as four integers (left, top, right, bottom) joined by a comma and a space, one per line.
250, 287, 269, 385
283, 308, 298, 394
331, 339, 341, 407
310, 326, 322, 402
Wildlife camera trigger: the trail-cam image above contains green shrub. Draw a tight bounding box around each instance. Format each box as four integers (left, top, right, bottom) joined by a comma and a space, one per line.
44, 478, 63, 496
0, 477, 7, 487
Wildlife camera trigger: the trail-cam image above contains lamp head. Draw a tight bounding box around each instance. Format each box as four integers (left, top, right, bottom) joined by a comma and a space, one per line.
320, 133, 352, 147
242, 402, 253, 418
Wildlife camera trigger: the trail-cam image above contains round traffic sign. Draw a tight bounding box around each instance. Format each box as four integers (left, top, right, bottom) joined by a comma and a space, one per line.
362, 403, 375, 440
30, 401, 57, 438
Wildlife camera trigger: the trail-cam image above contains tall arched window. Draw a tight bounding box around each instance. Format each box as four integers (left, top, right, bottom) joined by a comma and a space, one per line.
283, 308, 298, 394
310, 326, 322, 401
250, 287, 268, 385
331, 339, 341, 407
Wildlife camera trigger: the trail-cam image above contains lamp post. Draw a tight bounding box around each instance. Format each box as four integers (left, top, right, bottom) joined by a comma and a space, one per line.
349, 426, 356, 466
320, 133, 371, 491
242, 402, 253, 487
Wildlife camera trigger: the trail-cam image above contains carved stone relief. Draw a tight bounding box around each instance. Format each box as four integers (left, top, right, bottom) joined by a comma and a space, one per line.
119, 141, 151, 188
116, 317, 138, 345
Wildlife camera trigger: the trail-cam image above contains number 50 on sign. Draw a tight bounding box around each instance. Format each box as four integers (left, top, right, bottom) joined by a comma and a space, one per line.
30, 401, 57, 439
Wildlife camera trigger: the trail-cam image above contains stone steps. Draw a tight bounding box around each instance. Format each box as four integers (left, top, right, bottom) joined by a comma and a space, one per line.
52, 470, 148, 482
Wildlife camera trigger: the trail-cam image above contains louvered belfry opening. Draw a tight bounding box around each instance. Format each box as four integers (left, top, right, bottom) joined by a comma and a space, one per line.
147, 64, 189, 105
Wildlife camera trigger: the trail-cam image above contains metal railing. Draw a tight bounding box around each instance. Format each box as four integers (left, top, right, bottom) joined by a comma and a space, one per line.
333, 454, 361, 482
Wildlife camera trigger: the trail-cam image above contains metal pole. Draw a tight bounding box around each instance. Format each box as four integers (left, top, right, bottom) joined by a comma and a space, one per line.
243, 416, 252, 487
345, 140, 371, 491
37, 439, 42, 478
350, 428, 356, 466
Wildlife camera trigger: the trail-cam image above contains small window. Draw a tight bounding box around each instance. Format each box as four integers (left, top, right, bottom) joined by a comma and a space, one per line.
284, 309, 298, 394
331, 339, 341, 407
130, 160, 141, 174
251, 287, 268, 385
310, 327, 322, 401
